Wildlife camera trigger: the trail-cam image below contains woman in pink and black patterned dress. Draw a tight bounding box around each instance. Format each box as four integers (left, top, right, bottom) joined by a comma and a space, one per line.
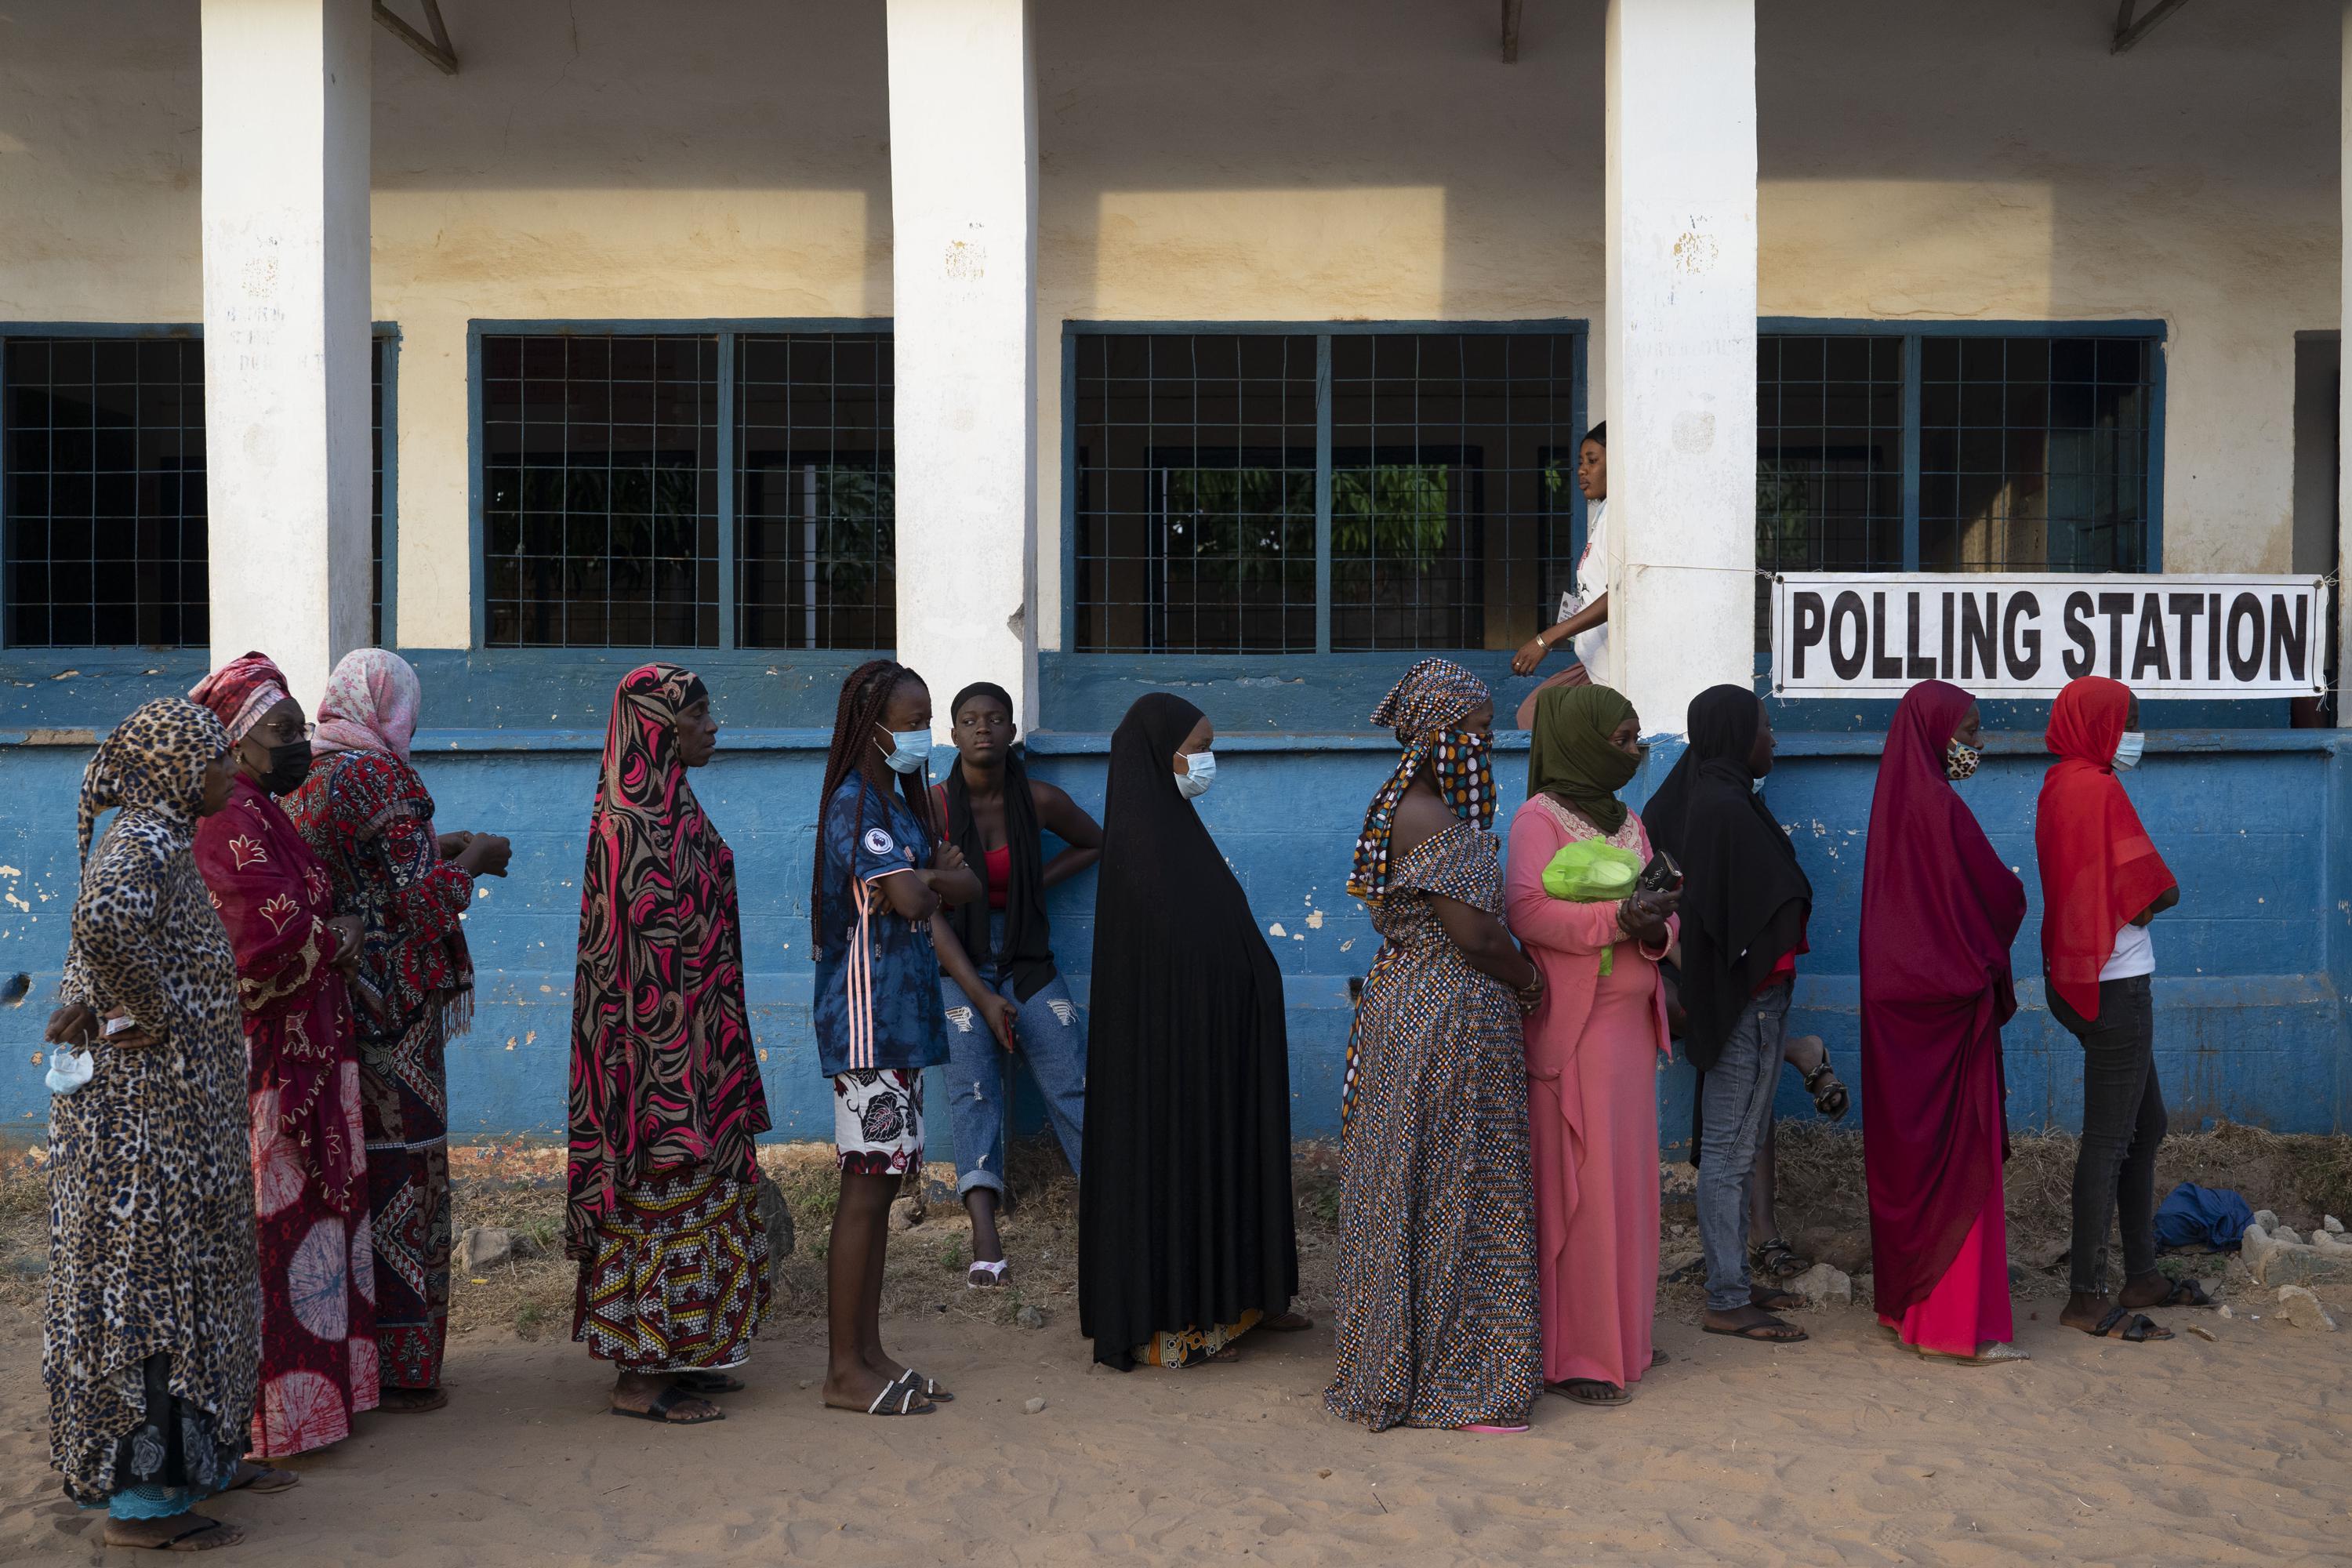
287, 649, 509, 1414
566, 663, 772, 1426
189, 651, 376, 1462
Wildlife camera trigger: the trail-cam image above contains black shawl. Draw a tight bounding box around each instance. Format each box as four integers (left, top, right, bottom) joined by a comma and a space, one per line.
942, 746, 1057, 1002
1643, 685, 1813, 1073
1078, 692, 1298, 1368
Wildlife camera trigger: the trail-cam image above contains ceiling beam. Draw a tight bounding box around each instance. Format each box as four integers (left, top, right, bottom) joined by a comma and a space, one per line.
374, 0, 457, 75
1501, 0, 1522, 63
2111, 0, 2192, 55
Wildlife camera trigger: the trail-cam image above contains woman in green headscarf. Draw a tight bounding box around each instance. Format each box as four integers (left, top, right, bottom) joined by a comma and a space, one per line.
1503, 684, 1681, 1408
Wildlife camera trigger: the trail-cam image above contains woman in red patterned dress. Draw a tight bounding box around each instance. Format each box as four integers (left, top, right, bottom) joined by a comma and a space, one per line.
287, 649, 510, 1414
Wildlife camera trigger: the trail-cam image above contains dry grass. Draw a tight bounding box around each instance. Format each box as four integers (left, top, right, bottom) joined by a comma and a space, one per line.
2, 1122, 2347, 1332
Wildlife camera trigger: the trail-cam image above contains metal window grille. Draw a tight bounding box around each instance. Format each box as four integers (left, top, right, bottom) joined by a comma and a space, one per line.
1755, 329, 2157, 649
3, 336, 209, 648
1073, 328, 1584, 654
372, 335, 388, 645
735, 332, 895, 649
481, 333, 721, 648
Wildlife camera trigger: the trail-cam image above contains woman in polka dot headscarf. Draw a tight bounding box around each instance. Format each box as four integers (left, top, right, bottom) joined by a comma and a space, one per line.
1327, 660, 1545, 1434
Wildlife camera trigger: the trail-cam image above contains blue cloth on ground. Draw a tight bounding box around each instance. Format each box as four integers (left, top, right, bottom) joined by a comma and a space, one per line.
2153, 1181, 2254, 1250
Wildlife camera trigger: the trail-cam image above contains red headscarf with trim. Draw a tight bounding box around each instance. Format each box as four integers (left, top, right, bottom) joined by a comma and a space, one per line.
187, 651, 291, 745
2034, 677, 2175, 1021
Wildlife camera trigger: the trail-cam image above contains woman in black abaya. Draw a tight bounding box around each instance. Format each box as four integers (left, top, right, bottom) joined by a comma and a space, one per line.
1079, 693, 1304, 1369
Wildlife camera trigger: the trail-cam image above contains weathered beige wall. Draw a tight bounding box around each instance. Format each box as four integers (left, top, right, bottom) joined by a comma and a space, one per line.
0, 0, 2338, 648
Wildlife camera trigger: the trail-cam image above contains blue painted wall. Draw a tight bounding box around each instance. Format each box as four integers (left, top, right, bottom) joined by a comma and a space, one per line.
2, 668, 2343, 1153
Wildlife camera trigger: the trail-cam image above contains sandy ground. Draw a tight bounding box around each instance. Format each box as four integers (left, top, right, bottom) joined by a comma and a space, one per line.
2, 1285, 2347, 1566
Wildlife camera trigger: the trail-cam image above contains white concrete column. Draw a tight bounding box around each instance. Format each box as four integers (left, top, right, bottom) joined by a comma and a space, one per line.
885, 0, 1039, 731
200, 0, 373, 713
2339, 0, 2352, 724
1603, 0, 1759, 736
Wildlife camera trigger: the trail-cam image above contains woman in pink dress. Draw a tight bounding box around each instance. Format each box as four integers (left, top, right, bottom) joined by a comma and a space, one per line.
1859, 681, 2029, 1365
1504, 684, 1679, 1408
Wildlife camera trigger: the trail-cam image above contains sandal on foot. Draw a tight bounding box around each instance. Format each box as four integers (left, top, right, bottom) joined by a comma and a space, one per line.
1803, 1056, 1850, 1120
1650, 1348, 1669, 1367
670, 1370, 747, 1395
966, 1259, 1009, 1290
1548, 1379, 1630, 1407
848, 1370, 935, 1416
2083, 1306, 2171, 1342
107, 1515, 242, 1552
1458, 1422, 1530, 1434
1751, 1237, 1810, 1280
611, 1385, 724, 1425
1262, 1310, 1314, 1332
908, 1371, 954, 1403
2133, 1276, 2213, 1309
229, 1460, 299, 1494
1750, 1285, 1806, 1312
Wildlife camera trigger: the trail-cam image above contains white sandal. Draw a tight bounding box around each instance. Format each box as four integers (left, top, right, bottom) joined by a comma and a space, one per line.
966, 1258, 1009, 1289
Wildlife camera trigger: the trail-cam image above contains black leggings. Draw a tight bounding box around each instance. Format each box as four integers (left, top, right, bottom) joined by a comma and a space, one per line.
2048, 972, 2165, 1297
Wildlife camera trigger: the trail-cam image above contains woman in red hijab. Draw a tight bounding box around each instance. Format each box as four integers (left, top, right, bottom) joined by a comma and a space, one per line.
1860, 681, 2027, 1363
2036, 676, 2198, 1344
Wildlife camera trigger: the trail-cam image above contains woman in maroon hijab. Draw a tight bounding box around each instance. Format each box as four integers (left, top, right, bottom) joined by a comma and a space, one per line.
1860, 681, 2028, 1364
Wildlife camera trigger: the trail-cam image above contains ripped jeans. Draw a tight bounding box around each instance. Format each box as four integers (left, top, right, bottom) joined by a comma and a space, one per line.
938, 919, 1087, 1197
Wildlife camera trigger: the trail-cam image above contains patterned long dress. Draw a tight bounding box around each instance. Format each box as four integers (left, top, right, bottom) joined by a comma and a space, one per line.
48, 701, 257, 1512
288, 749, 474, 1393
1326, 820, 1541, 1431
194, 776, 379, 1456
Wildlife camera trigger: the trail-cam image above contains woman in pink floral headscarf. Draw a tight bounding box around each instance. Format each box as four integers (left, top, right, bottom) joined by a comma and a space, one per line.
286, 650, 511, 1413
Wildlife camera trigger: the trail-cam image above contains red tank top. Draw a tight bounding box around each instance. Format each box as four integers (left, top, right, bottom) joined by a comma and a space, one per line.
985, 844, 1011, 909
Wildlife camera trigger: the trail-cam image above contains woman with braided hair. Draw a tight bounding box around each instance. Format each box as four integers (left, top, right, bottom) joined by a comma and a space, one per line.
810, 659, 980, 1416
568, 664, 772, 1426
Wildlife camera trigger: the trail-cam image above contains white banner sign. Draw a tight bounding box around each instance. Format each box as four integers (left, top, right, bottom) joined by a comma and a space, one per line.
1769, 573, 2329, 699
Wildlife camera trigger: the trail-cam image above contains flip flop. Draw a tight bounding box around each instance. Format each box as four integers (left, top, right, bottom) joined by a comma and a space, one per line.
2083, 1305, 2172, 1342
229, 1460, 300, 1494
107, 1515, 241, 1552
1704, 1315, 1809, 1343
1459, 1423, 1530, 1434
610, 1385, 724, 1425
670, 1370, 747, 1395
966, 1259, 1009, 1290
1547, 1378, 1630, 1407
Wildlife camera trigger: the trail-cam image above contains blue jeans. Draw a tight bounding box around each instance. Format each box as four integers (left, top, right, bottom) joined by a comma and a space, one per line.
1697, 982, 1791, 1313
938, 916, 1087, 1197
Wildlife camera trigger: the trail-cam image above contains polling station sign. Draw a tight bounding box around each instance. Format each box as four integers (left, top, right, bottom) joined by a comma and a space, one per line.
1769, 574, 2329, 699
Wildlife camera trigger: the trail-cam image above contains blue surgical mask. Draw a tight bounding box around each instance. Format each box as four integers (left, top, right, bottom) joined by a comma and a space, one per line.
1175, 749, 1217, 800
877, 726, 932, 775
2112, 731, 2144, 771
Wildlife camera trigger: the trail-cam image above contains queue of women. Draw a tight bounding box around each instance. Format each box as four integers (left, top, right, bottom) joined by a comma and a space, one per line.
41, 578, 2202, 1541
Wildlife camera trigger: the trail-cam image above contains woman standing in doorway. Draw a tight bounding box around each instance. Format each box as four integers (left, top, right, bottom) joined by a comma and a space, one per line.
1327, 661, 1544, 1433
1511, 422, 1610, 725
188, 652, 376, 1464
44, 700, 257, 1550
1860, 680, 2028, 1365
288, 649, 511, 1412
811, 660, 979, 1417
931, 681, 1100, 1288
569, 664, 773, 1425
1080, 693, 1304, 1370
1503, 684, 1679, 1408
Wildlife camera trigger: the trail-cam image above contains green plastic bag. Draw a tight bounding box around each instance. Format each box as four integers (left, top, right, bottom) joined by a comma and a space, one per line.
1540, 837, 1640, 976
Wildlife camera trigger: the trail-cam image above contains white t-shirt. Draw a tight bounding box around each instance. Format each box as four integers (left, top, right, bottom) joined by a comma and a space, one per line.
2100, 918, 2154, 982
1554, 497, 1610, 674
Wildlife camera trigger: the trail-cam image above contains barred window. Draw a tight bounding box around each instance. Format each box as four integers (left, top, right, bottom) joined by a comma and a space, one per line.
478, 326, 895, 651
1072, 328, 1584, 655
1755, 327, 2159, 647
0, 332, 394, 649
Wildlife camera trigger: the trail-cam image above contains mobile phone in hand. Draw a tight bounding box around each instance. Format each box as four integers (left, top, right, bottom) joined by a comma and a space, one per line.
1637, 850, 1682, 895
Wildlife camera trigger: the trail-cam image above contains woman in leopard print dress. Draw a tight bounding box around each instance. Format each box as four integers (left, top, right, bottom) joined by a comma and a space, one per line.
43, 698, 262, 1550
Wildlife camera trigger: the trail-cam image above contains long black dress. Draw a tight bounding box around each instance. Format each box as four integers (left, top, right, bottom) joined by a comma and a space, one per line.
1079, 693, 1299, 1369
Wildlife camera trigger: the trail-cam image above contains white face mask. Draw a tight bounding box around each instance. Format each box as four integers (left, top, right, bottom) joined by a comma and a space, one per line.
2112, 731, 2145, 771
1175, 749, 1217, 800
877, 726, 932, 775
45, 1048, 93, 1097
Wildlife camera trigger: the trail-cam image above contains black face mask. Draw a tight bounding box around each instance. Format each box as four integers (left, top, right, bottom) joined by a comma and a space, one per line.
256, 739, 312, 797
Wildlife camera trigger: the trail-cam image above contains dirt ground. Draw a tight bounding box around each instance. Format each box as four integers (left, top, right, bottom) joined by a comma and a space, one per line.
1, 1126, 2347, 1566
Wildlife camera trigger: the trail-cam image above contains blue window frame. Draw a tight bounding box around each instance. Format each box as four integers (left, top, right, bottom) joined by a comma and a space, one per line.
1756, 319, 2165, 645
0, 324, 397, 649
469, 320, 895, 652
1064, 321, 1588, 655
